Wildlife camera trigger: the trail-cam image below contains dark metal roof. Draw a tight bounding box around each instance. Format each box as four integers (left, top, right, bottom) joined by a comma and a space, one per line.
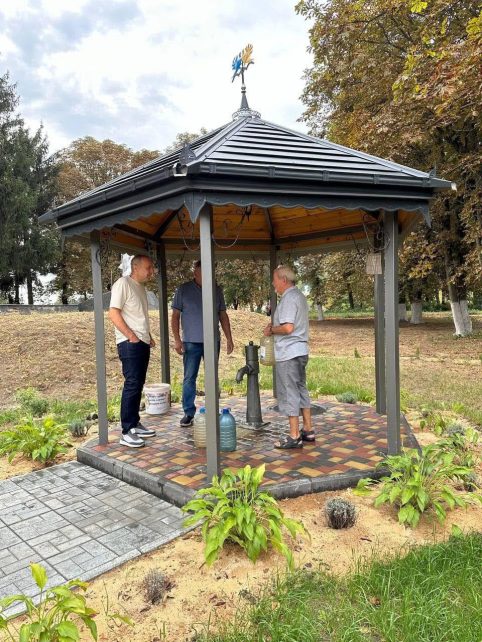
40, 115, 453, 227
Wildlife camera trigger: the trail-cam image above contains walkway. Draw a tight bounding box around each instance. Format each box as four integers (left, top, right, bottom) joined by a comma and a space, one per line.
0, 461, 186, 617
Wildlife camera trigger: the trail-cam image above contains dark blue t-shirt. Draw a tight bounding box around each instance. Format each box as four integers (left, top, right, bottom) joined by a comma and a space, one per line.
171, 281, 226, 343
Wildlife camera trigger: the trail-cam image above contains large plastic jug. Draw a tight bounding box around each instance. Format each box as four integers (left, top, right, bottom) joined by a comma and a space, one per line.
193, 407, 206, 448
219, 408, 237, 452
259, 335, 275, 366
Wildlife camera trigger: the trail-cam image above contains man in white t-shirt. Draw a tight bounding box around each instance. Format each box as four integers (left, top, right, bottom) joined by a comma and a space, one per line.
109, 255, 157, 448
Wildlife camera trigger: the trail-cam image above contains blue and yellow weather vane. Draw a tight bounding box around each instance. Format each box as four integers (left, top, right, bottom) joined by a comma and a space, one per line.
232, 44, 254, 85
231, 44, 259, 119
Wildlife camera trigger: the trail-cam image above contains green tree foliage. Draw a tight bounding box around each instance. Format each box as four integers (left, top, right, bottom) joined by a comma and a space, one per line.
297, 0, 481, 330
0, 72, 58, 303
218, 258, 270, 310
52, 137, 160, 300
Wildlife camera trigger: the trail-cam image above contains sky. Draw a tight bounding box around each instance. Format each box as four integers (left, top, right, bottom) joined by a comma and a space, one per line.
0, 0, 314, 155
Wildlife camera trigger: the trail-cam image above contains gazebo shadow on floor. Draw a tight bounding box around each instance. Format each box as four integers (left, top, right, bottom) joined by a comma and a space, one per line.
77, 392, 418, 507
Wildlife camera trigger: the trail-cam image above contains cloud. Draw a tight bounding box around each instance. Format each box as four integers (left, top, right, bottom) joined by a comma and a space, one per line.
0, 0, 313, 153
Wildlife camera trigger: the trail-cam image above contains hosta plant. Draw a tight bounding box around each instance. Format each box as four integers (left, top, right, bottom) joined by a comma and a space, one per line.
182, 464, 308, 568
0, 417, 71, 463
0, 562, 132, 641
354, 444, 481, 527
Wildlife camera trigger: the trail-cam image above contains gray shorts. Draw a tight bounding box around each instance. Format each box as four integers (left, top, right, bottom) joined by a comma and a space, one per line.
276, 355, 311, 417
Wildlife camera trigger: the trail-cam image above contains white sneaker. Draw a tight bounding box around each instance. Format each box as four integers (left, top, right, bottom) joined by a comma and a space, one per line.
119, 429, 145, 448
133, 423, 156, 438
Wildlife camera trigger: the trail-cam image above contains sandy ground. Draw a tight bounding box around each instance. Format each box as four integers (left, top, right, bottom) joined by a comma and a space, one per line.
74, 482, 482, 642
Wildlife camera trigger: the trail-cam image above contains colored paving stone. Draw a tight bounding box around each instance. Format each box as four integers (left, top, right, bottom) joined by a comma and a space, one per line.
78, 393, 418, 506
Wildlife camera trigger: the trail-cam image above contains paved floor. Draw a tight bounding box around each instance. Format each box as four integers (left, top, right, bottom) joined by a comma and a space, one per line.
78, 393, 418, 506
0, 461, 187, 617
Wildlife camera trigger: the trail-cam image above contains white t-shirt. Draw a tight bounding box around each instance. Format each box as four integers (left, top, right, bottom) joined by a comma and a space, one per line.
110, 276, 151, 345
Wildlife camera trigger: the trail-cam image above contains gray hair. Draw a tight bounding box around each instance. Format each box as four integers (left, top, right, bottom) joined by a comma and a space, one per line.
275, 264, 297, 284
131, 254, 152, 269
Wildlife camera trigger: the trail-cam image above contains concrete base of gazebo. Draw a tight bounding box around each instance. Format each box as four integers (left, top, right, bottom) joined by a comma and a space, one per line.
77, 393, 418, 508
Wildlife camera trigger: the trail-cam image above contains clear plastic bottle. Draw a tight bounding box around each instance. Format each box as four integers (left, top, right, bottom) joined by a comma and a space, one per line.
259, 335, 275, 366
219, 408, 237, 452
193, 407, 206, 448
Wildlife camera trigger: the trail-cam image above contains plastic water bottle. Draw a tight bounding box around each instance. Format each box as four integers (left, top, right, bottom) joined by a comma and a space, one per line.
220, 408, 237, 452
259, 335, 275, 366
193, 407, 206, 448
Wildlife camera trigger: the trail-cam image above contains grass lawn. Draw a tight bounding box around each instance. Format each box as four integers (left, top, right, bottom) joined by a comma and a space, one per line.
206, 533, 482, 642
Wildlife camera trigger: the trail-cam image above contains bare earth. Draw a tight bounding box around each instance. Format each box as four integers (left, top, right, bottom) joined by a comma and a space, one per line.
1, 310, 481, 641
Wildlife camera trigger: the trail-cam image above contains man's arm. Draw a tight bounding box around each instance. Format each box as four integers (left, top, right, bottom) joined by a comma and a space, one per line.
263, 322, 294, 336
108, 308, 139, 342
219, 310, 234, 355
171, 308, 183, 355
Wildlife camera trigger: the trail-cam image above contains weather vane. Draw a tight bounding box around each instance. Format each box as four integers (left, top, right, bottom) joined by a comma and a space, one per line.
232, 44, 254, 84
231, 44, 260, 120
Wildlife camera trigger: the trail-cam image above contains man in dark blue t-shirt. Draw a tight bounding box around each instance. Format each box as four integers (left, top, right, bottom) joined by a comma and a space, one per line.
171, 260, 234, 426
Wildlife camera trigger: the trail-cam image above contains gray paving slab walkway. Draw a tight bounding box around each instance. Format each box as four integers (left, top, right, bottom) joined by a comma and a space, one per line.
0, 461, 188, 617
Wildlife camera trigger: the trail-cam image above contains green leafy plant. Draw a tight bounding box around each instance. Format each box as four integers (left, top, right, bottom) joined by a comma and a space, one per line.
336, 391, 358, 404
0, 417, 71, 463
0, 562, 106, 641
182, 464, 308, 568
419, 411, 448, 435
106, 396, 121, 422
15, 387, 49, 417
354, 444, 481, 527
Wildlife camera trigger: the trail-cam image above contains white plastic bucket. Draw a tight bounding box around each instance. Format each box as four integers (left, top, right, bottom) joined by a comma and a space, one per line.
144, 383, 171, 415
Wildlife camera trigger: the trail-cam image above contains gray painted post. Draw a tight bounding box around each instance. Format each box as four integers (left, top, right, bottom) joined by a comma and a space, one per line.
90, 231, 109, 445
374, 230, 386, 415
156, 243, 170, 384
269, 246, 278, 398
199, 204, 221, 480
384, 212, 401, 454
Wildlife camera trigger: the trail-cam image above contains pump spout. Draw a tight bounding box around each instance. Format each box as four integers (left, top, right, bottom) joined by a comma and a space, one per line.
236, 364, 253, 384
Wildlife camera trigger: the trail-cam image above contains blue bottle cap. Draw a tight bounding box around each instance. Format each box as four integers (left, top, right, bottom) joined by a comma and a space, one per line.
222, 408, 230, 414
199, 407, 206, 414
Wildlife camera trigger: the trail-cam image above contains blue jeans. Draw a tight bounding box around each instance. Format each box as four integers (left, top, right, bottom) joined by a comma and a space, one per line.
182, 341, 219, 417
117, 340, 150, 433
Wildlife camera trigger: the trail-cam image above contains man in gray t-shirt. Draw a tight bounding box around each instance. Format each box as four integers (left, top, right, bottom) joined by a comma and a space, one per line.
171, 260, 234, 426
264, 265, 313, 449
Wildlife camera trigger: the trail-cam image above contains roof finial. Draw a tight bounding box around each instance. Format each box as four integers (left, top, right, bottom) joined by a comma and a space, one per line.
231, 44, 260, 120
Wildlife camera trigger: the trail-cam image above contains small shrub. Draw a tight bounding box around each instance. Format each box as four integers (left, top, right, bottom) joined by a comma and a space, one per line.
68, 419, 91, 438
325, 498, 357, 529
354, 443, 482, 527
336, 391, 358, 404
141, 569, 173, 604
0, 417, 71, 463
15, 387, 49, 417
463, 472, 480, 493
419, 411, 448, 436
182, 464, 309, 568
354, 347, 361, 358
106, 397, 120, 422
444, 422, 466, 438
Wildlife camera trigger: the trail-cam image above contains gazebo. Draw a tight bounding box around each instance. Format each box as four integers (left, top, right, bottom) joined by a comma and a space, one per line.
40, 93, 453, 489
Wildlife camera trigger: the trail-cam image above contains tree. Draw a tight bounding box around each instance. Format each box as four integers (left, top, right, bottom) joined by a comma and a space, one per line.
163, 128, 208, 154
297, 254, 327, 319
218, 259, 270, 311
52, 137, 159, 301
0, 73, 58, 303
297, 0, 481, 335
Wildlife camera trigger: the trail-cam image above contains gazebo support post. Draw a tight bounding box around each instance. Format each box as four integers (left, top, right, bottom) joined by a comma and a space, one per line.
156, 242, 170, 384
199, 203, 221, 480
269, 246, 278, 398
90, 230, 109, 445
384, 211, 401, 454
374, 223, 386, 415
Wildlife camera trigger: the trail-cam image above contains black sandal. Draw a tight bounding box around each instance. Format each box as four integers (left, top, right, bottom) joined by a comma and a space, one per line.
274, 435, 303, 449
300, 430, 315, 442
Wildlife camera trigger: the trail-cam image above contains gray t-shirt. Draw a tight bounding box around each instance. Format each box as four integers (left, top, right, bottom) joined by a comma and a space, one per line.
172, 280, 226, 343
273, 286, 309, 361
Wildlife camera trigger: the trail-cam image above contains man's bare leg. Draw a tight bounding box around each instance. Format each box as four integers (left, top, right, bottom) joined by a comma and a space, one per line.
301, 408, 313, 434
289, 415, 300, 439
